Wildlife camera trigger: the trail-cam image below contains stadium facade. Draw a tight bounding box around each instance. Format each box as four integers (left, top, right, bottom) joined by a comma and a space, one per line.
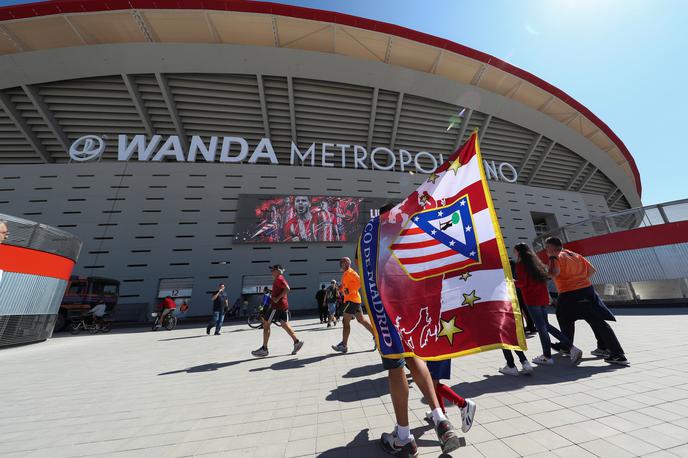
0, 1, 642, 320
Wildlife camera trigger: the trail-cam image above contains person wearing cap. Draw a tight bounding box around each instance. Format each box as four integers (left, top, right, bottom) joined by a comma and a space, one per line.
331, 257, 375, 353
251, 264, 304, 357
325, 279, 339, 327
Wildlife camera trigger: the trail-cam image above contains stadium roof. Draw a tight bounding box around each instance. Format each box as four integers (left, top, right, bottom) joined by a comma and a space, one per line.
0, 0, 641, 196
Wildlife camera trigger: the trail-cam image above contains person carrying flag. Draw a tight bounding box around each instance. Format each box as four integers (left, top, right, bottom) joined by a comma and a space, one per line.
374, 204, 463, 457
359, 131, 527, 455
331, 257, 376, 353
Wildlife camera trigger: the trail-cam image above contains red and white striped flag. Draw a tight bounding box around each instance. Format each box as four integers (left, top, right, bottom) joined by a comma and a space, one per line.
359, 130, 526, 360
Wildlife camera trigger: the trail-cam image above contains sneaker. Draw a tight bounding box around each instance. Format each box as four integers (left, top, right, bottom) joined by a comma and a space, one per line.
380, 430, 419, 457
569, 346, 583, 366
434, 419, 464, 454
591, 348, 610, 358
327, 323, 331, 328
214, 332, 221, 335
292, 340, 304, 355
424, 410, 433, 423
520, 360, 534, 375
251, 347, 268, 357
499, 365, 519, 376
532, 355, 554, 365
551, 341, 569, 356
332, 342, 348, 353
604, 355, 630, 366
460, 398, 476, 433
206, 326, 211, 335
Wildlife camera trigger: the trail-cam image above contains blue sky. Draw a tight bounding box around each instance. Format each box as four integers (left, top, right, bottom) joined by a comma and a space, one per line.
1, 0, 686, 205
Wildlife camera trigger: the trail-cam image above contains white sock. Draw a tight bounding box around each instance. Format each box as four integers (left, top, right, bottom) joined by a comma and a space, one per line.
396, 424, 413, 442
431, 407, 447, 424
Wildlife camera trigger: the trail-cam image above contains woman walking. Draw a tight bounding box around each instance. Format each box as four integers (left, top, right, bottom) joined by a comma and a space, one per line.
513, 243, 582, 366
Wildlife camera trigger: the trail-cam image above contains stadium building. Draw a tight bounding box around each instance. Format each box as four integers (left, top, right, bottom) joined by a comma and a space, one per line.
0, 1, 643, 321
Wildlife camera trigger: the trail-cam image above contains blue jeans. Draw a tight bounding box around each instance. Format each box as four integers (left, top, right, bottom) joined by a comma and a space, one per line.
208, 311, 225, 334
527, 305, 572, 358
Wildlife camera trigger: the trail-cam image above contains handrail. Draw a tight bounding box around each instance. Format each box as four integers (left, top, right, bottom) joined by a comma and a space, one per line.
533, 198, 688, 251
0, 213, 82, 261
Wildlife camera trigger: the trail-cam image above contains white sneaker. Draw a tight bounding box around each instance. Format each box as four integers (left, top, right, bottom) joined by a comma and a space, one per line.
425, 410, 433, 423
532, 355, 554, 365
499, 365, 519, 376
292, 340, 304, 355
460, 398, 476, 433
569, 346, 583, 366
520, 360, 534, 375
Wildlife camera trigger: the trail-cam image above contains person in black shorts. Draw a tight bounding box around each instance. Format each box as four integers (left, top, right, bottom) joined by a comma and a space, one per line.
251, 265, 304, 357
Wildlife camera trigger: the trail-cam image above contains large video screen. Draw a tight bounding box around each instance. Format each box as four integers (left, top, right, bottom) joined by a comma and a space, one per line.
235, 195, 385, 243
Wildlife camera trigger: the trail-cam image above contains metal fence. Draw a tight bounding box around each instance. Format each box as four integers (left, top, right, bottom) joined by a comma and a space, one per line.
533, 198, 688, 252
0, 213, 81, 261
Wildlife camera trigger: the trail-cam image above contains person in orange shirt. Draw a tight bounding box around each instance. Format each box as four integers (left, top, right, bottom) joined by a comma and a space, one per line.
546, 237, 629, 366
331, 257, 375, 353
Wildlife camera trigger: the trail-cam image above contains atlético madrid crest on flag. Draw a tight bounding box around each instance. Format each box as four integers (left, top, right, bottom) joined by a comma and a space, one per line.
358, 130, 527, 360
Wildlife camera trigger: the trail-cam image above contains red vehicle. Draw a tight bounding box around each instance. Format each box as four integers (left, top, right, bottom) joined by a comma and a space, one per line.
55, 276, 120, 331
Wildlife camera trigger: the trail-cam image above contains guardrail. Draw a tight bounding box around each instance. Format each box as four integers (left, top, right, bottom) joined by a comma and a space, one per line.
533, 198, 688, 252
0, 213, 81, 261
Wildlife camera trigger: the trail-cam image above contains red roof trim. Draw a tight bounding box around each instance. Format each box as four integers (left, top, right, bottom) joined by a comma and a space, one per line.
0, 0, 641, 196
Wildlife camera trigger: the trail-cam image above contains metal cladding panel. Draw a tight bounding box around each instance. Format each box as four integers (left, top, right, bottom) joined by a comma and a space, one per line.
0, 103, 38, 162
37, 76, 142, 161
133, 74, 176, 137
169, 73, 264, 139
0, 271, 67, 316
371, 89, 397, 148
396, 94, 456, 155
0, 71, 632, 210
4, 87, 60, 160
587, 243, 688, 284
262, 75, 291, 162
480, 117, 536, 165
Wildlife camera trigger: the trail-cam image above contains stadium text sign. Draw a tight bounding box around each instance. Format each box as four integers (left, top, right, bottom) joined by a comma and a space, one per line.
69, 134, 518, 182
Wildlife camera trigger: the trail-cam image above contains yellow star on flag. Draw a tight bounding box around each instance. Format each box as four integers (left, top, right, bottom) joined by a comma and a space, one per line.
448, 159, 462, 175
427, 172, 439, 184
438, 316, 463, 345
462, 290, 481, 307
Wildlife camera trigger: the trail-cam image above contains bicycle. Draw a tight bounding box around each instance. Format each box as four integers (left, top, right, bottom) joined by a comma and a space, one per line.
247, 304, 287, 329
151, 310, 177, 331
69, 313, 112, 335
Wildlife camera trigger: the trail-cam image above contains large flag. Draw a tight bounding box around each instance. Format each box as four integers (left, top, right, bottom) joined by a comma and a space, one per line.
358, 131, 526, 360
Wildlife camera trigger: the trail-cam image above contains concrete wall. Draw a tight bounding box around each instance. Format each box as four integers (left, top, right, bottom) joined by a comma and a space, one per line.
0, 162, 602, 319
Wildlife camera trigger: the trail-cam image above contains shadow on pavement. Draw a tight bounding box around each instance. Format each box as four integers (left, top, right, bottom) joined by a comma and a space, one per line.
319, 429, 387, 457
343, 363, 385, 378
450, 360, 623, 398
158, 355, 282, 375
157, 335, 208, 342
249, 354, 334, 372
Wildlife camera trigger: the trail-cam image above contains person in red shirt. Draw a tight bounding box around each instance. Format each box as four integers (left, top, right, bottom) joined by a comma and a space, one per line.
251, 264, 304, 357
513, 243, 581, 366
156, 296, 176, 329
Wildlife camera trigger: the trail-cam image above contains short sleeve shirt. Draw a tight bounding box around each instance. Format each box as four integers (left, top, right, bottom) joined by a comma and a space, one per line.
341, 268, 362, 304
212, 291, 227, 312
271, 275, 289, 311
553, 249, 594, 293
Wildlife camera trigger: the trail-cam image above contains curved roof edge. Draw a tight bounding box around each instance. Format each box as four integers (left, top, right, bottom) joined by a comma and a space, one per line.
0, 0, 641, 196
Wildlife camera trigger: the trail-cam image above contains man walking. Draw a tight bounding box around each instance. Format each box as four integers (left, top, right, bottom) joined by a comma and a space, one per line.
332, 257, 375, 353
325, 280, 339, 327
206, 283, 228, 335
251, 265, 304, 357
316, 284, 327, 323
545, 237, 629, 365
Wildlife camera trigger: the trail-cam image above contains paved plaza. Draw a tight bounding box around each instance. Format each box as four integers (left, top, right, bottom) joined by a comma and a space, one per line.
2, 309, 688, 458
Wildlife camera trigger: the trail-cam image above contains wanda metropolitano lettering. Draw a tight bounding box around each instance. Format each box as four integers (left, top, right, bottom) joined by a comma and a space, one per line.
69, 134, 519, 182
